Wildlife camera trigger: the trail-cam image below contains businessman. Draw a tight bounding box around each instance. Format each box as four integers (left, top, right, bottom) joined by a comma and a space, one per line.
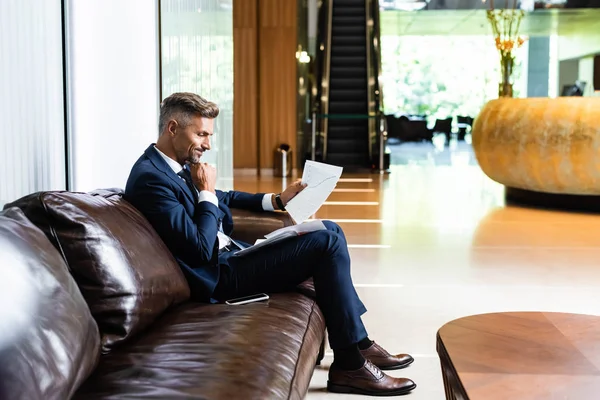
125, 92, 416, 396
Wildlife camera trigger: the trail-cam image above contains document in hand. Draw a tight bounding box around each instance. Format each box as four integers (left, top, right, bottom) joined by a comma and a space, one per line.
285, 161, 343, 224
233, 220, 327, 256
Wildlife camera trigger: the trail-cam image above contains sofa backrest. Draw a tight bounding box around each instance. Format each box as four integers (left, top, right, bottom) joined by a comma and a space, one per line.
6, 189, 190, 353
0, 208, 100, 400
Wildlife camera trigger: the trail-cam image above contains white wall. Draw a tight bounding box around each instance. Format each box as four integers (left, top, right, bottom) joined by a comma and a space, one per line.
0, 0, 66, 207
579, 56, 597, 97
65, 0, 160, 192
558, 34, 600, 62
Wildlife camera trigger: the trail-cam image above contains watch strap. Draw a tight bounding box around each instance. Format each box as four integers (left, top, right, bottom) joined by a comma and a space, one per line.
275, 194, 286, 211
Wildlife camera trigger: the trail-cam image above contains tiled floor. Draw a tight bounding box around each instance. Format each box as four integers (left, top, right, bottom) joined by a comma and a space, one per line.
235, 138, 600, 399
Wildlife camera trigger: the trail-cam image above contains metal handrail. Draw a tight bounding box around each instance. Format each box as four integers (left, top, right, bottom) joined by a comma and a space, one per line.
371, 0, 384, 113
315, 113, 378, 119
310, 0, 333, 162
365, 0, 376, 163
368, 0, 388, 173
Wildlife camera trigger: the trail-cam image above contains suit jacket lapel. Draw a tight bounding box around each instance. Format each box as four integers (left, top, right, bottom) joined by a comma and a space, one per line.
144, 145, 197, 205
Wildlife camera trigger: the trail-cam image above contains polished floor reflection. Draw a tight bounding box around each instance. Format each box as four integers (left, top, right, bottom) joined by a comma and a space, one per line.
234, 142, 600, 399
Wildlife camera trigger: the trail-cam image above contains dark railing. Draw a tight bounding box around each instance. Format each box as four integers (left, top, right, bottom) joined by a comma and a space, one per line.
311, 0, 333, 162
367, 0, 388, 173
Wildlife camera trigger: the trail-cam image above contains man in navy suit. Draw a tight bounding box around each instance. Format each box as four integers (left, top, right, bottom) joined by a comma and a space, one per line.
125, 92, 416, 396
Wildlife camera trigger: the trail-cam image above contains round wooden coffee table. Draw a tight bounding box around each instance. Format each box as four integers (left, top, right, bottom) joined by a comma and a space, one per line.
437, 312, 600, 400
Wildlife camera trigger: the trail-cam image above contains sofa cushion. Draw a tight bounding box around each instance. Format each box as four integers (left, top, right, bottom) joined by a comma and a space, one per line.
6, 190, 190, 353
0, 208, 100, 400
74, 293, 326, 399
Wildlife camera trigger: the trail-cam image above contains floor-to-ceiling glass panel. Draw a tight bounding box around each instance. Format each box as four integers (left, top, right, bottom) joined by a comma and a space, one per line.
161, 0, 234, 189
381, 35, 528, 121
0, 0, 66, 207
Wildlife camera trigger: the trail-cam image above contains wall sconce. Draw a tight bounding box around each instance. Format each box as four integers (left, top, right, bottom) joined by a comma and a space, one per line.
296, 50, 311, 64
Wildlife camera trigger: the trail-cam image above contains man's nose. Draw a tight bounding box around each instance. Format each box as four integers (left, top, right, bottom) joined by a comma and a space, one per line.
203, 138, 211, 151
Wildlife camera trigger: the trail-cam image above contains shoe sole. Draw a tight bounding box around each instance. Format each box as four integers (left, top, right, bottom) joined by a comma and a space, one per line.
378, 358, 415, 371
327, 382, 417, 396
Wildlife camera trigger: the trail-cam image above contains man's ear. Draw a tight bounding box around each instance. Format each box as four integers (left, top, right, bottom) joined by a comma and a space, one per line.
167, 120, 178, 136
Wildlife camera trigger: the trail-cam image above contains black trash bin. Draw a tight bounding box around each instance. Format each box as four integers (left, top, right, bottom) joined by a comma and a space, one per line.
273, 144, 292, 177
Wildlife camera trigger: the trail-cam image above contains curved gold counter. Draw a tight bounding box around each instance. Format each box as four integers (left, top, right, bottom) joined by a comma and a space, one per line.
472, 97, 600, 195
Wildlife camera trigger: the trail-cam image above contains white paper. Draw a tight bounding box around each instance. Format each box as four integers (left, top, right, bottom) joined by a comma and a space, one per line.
234, 220, 326, 256
233, 230, 296, 256
285, 161, 343, 223
264, 220, 326, 239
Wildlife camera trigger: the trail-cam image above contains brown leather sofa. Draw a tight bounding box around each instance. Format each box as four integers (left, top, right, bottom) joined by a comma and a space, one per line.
0, 189, 325, 399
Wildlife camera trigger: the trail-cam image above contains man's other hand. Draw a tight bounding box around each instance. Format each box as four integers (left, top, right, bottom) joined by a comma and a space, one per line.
190, 163, 217, 193
281, 179, 307, 205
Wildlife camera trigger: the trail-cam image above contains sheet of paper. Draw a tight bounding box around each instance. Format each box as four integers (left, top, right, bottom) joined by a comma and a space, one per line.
285, 161, 343, 224
264, 220, 326, 239
234, 231, 297, 256
233, 220, 328, 257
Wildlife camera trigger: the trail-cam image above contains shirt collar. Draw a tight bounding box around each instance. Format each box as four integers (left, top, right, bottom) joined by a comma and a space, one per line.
154, 145, 184, 175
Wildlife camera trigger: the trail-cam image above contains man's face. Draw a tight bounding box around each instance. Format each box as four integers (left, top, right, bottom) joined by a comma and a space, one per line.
171, 116, 214, 165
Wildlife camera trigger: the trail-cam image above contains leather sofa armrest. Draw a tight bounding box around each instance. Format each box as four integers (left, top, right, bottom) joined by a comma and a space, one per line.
230, 209, 295, 244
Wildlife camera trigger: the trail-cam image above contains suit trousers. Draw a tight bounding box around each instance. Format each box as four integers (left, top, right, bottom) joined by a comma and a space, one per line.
213, 221, 368, 350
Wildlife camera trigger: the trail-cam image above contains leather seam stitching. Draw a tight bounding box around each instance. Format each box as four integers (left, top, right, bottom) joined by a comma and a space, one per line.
287, 299, 318, 400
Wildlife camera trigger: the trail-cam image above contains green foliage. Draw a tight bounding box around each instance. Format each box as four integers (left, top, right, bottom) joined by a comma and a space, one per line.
380, 35, 527, 123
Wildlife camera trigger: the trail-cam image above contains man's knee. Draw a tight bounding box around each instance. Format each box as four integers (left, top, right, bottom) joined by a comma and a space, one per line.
311, 230, 349, 267
323, 220, 343, 235
312, 229, 344, 253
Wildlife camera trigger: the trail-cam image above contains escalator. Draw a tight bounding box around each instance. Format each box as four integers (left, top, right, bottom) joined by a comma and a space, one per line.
327, 0, 369, 168
311, 0, 387, 171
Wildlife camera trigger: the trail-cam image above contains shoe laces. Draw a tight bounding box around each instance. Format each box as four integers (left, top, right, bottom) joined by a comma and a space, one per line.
364, 360, 385, 381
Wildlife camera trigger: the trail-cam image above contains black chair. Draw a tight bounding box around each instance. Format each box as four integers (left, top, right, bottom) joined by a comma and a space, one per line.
385, 114, 402, 140
432, 117, 453, 144
456, 116, 473, 141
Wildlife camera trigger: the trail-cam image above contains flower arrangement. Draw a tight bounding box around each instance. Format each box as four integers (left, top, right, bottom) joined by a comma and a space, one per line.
486, 1, 527, 97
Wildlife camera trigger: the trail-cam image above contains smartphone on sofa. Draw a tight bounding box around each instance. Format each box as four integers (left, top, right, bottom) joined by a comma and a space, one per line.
225, 293, 269, 305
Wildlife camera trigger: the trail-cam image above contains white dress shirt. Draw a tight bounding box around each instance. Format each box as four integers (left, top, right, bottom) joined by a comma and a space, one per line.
154, 146, 274, 249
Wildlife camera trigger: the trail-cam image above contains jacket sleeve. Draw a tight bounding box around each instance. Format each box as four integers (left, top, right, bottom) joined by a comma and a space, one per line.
216, 189, 266, 211
126, 171, 221, 266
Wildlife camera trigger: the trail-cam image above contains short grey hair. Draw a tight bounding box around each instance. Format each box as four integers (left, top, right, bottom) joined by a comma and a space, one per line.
159, 92, 219, 134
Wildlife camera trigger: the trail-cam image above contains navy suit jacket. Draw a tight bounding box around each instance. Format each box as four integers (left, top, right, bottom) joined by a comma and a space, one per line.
124, 144, 265, 302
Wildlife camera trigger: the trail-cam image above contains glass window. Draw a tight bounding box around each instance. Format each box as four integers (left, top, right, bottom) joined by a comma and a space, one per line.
161, 0, 234, 189
0, 0, 66, 207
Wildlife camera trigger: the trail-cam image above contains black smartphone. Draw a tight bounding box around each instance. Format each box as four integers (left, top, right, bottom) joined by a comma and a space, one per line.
225, 293, 269, 305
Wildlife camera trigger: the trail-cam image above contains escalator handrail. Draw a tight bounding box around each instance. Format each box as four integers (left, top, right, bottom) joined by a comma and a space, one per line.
368, 0, 388, 171
310, 0, 333, 161
370, 0, 384, 114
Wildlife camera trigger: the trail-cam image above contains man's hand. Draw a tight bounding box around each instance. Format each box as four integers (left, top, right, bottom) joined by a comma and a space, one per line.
189, 163, 217, 194
279, 179, 307, 206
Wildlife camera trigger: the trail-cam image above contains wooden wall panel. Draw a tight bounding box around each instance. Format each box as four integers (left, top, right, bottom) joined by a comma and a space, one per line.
258, 0, 297, 169
260, 0, 295, 28
233, 0, 258, 168
259, 27, 297, 168
233, 0, 297, 170
233, 0, 257, 28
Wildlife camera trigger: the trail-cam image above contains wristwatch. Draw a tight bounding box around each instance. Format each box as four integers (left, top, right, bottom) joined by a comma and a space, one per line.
274, 193, 286, 211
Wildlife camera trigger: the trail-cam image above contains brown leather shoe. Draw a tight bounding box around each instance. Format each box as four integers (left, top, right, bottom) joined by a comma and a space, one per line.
327, 360, 416, 396
360, 342, 414, 370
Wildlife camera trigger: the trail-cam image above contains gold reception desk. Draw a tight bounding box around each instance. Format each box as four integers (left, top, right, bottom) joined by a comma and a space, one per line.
473, 97, 600, 195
